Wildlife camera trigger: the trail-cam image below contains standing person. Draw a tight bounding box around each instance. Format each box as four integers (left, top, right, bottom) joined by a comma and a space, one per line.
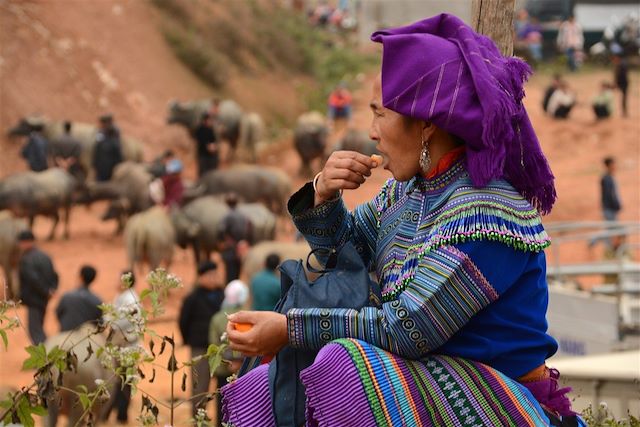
250, 253, 281, 311
103, 271, 141, 425
327, 82, 353, 129
161, 158, 185, 208
209, 279, 249, 427
220, 194, 252, 284
193, 112, 219, 178
613, 55, 629, 117
55, 265, 102, 332
21, 123, 48, 172
601, 157, 622, 222
93, 114, 123, 181
557, 15, 584, 72
51, 121, 83, 179
17, 230, 58, 344
222, 14, 581, 427
178, 260, 225, 417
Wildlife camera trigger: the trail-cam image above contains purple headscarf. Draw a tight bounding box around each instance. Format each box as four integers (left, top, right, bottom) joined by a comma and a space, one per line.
371, 13, 556, 214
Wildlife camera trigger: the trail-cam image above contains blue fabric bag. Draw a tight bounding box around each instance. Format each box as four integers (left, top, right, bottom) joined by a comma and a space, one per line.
240, 241, 381, 427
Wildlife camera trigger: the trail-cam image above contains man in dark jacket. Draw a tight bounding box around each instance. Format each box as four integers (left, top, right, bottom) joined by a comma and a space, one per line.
601, 157, 622, 221
613, 55, 629, 117
21, 124, 49, 172
178, 260, 225, 416
17, 230, 58, 344
220, 193, 253, 283
192, 112, 219, 177
93, 114, 123, 181
55, 265, 102, 332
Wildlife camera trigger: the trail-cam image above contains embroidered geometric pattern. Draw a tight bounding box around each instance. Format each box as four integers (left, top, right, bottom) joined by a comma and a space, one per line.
287, 245, 497, 358
336, 338, 550, 427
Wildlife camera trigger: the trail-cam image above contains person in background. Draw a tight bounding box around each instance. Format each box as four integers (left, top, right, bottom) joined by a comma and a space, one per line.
148, 149, 175, 178
93, 114, 123, 181
601, 157, 622, 223
21, 122, 49, 172
17, 230, 58, 344
161, 158, 184, 208
102, 271, 141, 425
179, 260, 225, 417
613, 55, 629, 117
220, 194, 252, 284
251, 253, 281, 311
209, 279, 249, 427
55, 265, 102, 332
327, 82, 353, 128
51, 121, 83, 180
547, 79, 576, 119
592, 82, 615, 120
193, 112, 219, 178
542, 74, 562, 113
557, 15, 584, 72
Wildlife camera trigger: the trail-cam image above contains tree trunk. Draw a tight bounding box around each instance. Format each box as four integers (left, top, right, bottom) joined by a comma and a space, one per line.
471, 0, 517, 56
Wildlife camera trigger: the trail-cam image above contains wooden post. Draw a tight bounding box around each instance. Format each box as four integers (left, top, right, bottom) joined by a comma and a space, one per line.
471, 0, 517, 56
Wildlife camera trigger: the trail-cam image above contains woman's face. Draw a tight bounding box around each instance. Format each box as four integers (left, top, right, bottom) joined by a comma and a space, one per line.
368, 75, 423, 182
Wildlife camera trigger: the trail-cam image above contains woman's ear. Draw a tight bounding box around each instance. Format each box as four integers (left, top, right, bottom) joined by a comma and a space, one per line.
421, 121, 437, 140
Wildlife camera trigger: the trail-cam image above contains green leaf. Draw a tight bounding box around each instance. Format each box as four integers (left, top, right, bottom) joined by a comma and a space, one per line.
22, 344, 47, 370
140, 289, 152, 301
208, 349, 223, 377
15, 395, 35, 427
0, 329, 8, 349
78, 392, 91, 410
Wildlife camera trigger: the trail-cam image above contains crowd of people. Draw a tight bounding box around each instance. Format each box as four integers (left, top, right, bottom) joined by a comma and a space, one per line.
14, 222, 283, 424
541, 53, 629, 121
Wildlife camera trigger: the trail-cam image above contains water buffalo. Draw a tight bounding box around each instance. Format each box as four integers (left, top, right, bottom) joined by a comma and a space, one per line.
8, 117, 144, 178
0, 168, 78, 240
172, 196, 277, 268
333, 128, 378, 156
43, 324, 113, 427
124, 206, 176, 272
294, 111, 329, 177
0, 211, 28, 300
167, 99, 242, 146
198, 165, 291, 214
82, 162, 154, 234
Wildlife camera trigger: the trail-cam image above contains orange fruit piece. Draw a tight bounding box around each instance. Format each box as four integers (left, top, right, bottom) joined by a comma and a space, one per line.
234, 322, 253, 332
370, 154, 383, 166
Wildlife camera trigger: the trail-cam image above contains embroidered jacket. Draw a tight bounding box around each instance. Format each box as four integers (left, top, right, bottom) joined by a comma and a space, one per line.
287, 159, 558, 379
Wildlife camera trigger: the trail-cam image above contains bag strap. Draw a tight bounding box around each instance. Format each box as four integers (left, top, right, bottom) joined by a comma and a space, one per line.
306, 246, 339, 274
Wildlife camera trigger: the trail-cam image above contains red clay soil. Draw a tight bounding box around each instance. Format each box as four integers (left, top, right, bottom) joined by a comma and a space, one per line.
0, 1, 638, 425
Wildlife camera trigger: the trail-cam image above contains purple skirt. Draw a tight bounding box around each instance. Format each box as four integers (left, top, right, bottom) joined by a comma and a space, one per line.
221, 339, 572, 427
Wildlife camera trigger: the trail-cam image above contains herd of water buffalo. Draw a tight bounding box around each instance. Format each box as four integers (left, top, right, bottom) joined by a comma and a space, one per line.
0, 99, 377, 301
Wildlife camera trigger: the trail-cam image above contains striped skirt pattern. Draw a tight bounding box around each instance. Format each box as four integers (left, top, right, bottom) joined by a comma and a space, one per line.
221, 338, 551, 426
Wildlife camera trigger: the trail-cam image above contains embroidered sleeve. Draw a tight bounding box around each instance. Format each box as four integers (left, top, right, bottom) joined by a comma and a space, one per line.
288, 179, 395, 266
286, 245, 499, 359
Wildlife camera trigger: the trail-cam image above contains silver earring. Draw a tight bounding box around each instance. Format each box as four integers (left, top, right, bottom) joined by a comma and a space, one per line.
419, 138, 431, 173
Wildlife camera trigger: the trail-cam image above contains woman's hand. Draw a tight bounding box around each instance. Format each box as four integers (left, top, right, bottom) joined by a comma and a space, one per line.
226, 311, 288, 357
315, 151, 378, 205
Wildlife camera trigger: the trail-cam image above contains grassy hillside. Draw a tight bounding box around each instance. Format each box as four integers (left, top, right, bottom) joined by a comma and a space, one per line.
152, 0, 377, 121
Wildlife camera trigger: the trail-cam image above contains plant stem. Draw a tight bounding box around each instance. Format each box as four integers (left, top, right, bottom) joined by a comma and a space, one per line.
170, 332, 175, 427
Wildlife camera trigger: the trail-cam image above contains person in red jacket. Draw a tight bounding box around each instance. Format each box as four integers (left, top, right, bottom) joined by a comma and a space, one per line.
327, 82, 353, 128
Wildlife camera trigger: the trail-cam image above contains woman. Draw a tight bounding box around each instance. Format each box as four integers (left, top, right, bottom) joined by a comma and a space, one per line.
224, 14, 582, 427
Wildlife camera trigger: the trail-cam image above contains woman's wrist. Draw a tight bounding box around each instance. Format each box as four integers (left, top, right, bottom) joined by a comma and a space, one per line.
313, 172, 342, 205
